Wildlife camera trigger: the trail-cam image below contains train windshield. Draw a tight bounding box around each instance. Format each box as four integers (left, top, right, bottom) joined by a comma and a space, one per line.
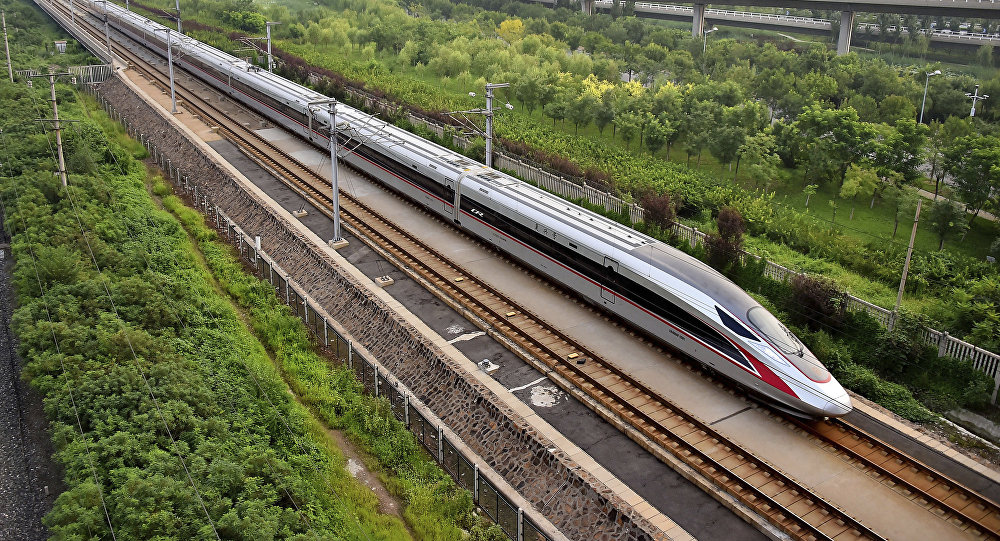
746, 307, 830, 382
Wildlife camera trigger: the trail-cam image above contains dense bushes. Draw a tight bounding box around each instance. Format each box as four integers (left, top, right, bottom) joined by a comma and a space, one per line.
159, 183, 502, 539
0, 81, 490, 538
5, 134, 375, 536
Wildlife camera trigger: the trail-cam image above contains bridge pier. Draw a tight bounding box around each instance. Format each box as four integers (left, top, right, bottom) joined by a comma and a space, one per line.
580, 0, 593, 15
692, 3, 706, 37
837, 10, 854, 55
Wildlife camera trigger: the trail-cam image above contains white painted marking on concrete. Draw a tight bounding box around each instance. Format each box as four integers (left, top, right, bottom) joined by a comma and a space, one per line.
530, 385, 564, 408
508, 377, 547, 393
445, 324, 466, 335
448, 331, 485, 344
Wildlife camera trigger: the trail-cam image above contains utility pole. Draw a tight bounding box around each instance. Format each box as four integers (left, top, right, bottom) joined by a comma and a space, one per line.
154, 28, 177, 113
98, 0, 111, 58
70, 0, 75, 24
174, 0, 181, 32
265, 21, 279, 73
308, 98, 346, 247
2, 10, 13, 83
447, 82, 512, 169
966, 84, 989, 117
328, 100, 341, 243
893, 199, 922, 329
483, 82, 509, 169
31, 71, 73, 187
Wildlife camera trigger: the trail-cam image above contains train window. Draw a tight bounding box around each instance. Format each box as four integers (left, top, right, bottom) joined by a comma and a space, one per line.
747, 307, 801, 355
716, 307, 758, 341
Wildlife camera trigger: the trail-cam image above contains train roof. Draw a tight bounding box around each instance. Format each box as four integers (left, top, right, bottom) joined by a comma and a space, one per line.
630, 243, 757, 317
474, 171, 654, 250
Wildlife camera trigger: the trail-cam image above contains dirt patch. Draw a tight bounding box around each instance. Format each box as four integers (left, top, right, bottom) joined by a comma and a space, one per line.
327, 428, 407, 521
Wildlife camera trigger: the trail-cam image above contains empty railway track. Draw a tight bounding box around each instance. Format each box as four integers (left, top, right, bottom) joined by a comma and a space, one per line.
51, 2, 1000, 539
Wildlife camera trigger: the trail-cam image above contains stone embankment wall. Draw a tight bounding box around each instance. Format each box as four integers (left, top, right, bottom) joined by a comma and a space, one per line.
94, 76, 669, 541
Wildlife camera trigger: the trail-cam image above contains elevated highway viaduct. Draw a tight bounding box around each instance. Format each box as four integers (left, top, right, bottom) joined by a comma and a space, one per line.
548, 0, 1000, 53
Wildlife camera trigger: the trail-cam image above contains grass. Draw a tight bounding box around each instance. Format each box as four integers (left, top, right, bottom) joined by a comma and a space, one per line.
152, 176, 501, 540
767, 176, 999, 259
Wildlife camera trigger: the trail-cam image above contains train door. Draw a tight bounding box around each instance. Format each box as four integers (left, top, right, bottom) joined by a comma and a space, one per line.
602, 257, 618, 303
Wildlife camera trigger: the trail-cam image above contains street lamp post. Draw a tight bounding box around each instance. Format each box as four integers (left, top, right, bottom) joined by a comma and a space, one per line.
919, 69, 940, 124
703, 25, 718, 54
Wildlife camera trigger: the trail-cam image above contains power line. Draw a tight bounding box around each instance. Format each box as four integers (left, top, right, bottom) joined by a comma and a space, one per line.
0, 129, 118, 540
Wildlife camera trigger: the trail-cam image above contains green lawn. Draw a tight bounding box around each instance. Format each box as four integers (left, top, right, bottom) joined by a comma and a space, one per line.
767, 176, 999, 259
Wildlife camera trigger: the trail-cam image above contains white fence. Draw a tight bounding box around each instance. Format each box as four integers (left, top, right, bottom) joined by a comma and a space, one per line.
317, 71, 1000, 403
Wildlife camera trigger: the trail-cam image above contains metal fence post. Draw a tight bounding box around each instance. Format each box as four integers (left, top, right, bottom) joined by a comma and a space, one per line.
374, 366, 379, 396
348, 340, 353, 369
323, 317, 328, 346
473, 464, 479, 501
517, 508, 523, 541
437, 426, 443, 463
404, 395, 409, 426
285, 277, 290, 305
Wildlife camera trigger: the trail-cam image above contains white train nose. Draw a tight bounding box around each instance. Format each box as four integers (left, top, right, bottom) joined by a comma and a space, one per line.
822, 387, 853, 417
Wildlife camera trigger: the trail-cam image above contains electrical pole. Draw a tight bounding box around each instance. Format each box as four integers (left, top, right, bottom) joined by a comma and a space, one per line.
70, 0, 76, 24
99, 0, 111, 58
446, 83, 511, 168
308, 98, 346, 247
2, 10, 13, 83
328, 100, 341, 243
154, 28, 177, 113
893, 199, 922, 328
174, 0, 181, 32
265, 21, 279, 73
483, 82, 509, 169
966, 84, 989, 117
31, 71, 72, 187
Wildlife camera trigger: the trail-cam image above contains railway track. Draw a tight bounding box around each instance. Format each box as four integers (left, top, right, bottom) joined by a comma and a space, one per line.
53, 2, 1000, 539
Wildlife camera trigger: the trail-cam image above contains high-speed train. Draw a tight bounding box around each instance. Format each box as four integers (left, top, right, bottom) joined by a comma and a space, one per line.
91, 1, 851, 417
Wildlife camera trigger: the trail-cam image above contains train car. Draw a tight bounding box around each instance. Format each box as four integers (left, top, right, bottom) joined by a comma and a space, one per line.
99, 2, 851, 417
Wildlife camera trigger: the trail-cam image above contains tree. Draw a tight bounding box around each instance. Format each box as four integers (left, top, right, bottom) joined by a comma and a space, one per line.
640, 192, 675, 232
927, 199, 970, 250
513, 66, 552, 114
682, 100, 716, 166
615, 111, 642, 148
945, 134, 1000, 230
706, 207, 746, 270
926, 117, 972, 197
803, 184, 818, 208
738, 133, 781, 190
883, 186, 919, 239
542, 95, 569, 126
709, 125, 745, 171
792, 104, 874, 187
840, 164, 879, 220
643, 115, 673, 156
593, 97, 615, 135
498, 19, 525, 44
878, 95, 917, 123
567, 94, 596, 134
